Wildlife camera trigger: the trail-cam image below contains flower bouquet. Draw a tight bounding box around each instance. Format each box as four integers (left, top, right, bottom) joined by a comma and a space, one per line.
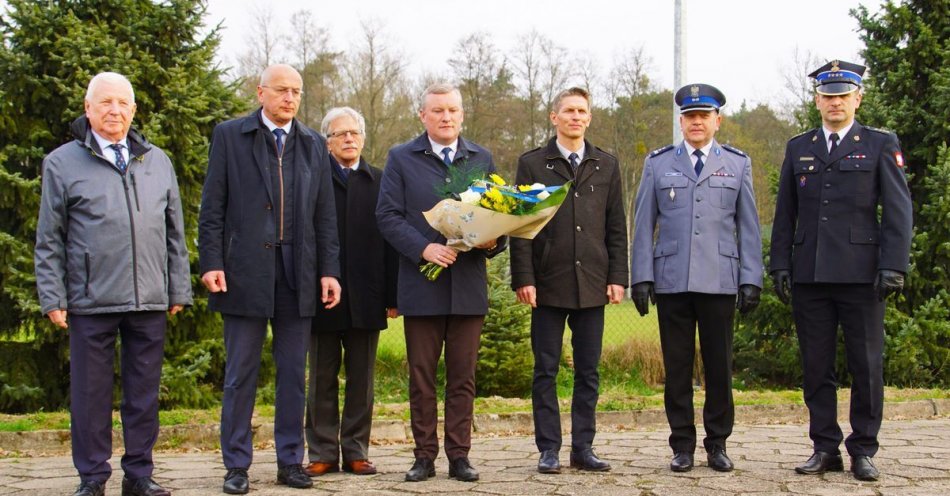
420, 173, 571, 280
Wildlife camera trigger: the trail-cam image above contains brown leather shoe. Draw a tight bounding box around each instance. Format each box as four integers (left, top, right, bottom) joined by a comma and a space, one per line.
303, 461, 339, 477
343, 459, 378, 475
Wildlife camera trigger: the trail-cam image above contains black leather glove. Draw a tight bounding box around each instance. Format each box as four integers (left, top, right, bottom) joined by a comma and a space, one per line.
736, 284, 761, 314
771, 270, 791, 305
874, 269, 904, 302
631, 282, 656, 316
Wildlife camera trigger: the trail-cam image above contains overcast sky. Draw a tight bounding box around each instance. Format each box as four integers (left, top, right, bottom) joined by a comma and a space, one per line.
205, 0, 879, 112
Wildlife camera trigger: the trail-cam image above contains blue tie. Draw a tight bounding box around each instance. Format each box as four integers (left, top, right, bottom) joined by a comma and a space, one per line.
569, 152, 579, 170
693, 149, 704, 177
273, 128, 286, 156
441, 147, 452, 166
341, 166, 351, 182
109, 144, 127, 172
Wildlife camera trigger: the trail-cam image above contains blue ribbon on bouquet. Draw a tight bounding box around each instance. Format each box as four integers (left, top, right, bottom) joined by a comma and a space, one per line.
469, 182, 562, 203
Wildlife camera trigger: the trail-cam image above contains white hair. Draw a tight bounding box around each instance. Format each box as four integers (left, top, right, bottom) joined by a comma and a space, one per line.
85, 72, 135, 102
321, 107, 366, 136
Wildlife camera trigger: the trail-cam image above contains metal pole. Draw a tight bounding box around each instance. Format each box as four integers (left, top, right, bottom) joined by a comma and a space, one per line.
673, 0, 685, 143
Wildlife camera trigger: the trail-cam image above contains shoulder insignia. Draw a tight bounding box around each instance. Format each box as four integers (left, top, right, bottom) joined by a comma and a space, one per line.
721, 143, 747, 157
649, 144, 674, 157
865, 125, 894, 135
788, 128, 817, 143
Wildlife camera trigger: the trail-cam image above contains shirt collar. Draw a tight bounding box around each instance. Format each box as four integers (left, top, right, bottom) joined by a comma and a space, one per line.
91, 130, 128, 164
428, 137, 458, 156
823, 121, 854, 144
683, 140, 714, 159
556, 140, 585, 162
260, 111, 293, 135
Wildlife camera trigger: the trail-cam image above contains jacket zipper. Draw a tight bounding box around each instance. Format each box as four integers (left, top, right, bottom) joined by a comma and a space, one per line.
84, 253, 90, 297
121, 174, 141, 307
278, 155, 285, 243
130, 170, 141, 211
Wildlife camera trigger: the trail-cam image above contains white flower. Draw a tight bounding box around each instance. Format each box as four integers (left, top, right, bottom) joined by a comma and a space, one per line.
536, 191, 551, 200
529, 182, 546, 191
459, 188, 482, 205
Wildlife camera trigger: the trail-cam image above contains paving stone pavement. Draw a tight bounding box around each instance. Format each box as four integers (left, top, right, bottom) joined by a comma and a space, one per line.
1, 418, 948, 495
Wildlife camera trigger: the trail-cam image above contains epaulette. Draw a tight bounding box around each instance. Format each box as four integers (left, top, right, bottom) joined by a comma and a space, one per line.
787, 128, 816, 143
649, 144, 674, 157
865, 125, 894, 135
721, 143, 747, 157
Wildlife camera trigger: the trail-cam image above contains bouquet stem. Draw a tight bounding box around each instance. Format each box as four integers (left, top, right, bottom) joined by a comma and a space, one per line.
419, 262, 445, 281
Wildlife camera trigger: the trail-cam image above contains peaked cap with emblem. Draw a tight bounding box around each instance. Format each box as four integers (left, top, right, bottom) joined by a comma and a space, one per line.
808, 59, 866, 96
674, 83, 726, 114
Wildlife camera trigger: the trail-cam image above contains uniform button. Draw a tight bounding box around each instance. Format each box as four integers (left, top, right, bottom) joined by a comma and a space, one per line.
576, 225, 582, 231
575, 260, 581, 266
694, 230, 700, 235
696, 197, 702, 202
265, 203, 273, 210
822, 200, 829, 205
264, 242, 273, 248
855, 164, 861, 168
575, 192, 580, 198
821, 217, 828, 222
826, 167, 832, 172
695, 214, 700, 219
825, 183, 831, 188
445, 177, 451, 183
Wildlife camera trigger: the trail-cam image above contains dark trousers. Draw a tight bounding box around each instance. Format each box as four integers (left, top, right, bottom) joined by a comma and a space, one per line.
220, 252, 311, 469
404, 315, 483, 461
69, 311, 167, 483
305, 328, 380, 463
792, 283, 885, 457
655, 292, 736, 454
530, 305, 604, 452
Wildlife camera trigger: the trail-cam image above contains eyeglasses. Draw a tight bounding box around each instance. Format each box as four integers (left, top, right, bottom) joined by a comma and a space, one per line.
327, 129, 362, 139
261, 85, 303, 97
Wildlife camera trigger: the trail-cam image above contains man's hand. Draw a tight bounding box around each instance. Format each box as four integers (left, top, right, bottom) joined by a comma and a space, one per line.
386, 308, 400, 319
736, 284, 761, 314
321, 276, 342, 309
475, 238, 498, 251
515, 285, 537, 308
874, 269, 905, 302
169, 305, 184, 316
771, 270, 791, 305
631, 282, 655, 316
201, 270, 227, 293
422, 243, 457, 268
48, 309, 68, 329
607, 284, 624, 304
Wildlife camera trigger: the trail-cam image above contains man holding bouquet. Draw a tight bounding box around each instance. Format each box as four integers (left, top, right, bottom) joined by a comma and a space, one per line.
510, 86, 628, 474
376, 83, 505, 482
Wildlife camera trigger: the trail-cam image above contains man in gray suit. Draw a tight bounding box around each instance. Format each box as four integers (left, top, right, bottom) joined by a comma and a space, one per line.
630, 84, 763, 473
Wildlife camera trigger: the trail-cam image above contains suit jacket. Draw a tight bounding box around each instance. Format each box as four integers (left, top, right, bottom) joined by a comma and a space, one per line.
509, 138, 628, 309
376, 132, 504, 316
631, 139, 763, 294
770, 121, 912, 283
312, 157, 397, 332
198, 109, 340, 317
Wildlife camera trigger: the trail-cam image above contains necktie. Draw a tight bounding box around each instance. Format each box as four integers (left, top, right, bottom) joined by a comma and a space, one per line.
441, 147, 452, 166
109, 144, 127, 172
569, 152, 579, 170
829, 132, 839, 154
341, 166, 351, 182
273, 128, 286, 156
693, 149, 705, 177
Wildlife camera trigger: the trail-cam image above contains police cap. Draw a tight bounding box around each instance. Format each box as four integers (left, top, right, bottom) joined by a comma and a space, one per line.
808, 59, 865, 96
674, 83, 726, 113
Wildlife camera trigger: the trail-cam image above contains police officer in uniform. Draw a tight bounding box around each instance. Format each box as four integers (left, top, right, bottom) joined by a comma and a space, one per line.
770, 60, 912, 481
630, 84, 763, 473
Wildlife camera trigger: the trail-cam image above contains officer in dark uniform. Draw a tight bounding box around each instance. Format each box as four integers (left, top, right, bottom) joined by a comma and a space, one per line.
630, 84, 763, 473
770, 60, 913, 482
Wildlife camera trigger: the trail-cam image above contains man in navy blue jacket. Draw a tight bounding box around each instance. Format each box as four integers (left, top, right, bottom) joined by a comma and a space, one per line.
377, 83, 504, 483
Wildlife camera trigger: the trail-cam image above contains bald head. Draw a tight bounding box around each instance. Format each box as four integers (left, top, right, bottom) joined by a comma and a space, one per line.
257, 64, 303, 126
259, 64, 302, 87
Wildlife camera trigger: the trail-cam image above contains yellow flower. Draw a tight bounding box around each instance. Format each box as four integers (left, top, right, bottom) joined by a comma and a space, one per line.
517, 184, 532, 192
489, 173, 506, 186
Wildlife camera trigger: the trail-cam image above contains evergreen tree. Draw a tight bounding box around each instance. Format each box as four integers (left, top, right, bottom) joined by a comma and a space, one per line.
0, 0, 245, 410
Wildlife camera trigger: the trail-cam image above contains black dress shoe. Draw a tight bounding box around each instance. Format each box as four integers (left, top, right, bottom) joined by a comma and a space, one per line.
670, 452, 694, 472
706, 447, 734, 472
795, 451, 844, 475
449, 457, 480, 482
569, 448, 611, 471
74, 480, 105, 496
404, 457, 435, 482
851, 455, 880, 481
537, 449, 561, 474
222, 468, 249, 494
122, 477, 170, 496
277, 464, 313, 489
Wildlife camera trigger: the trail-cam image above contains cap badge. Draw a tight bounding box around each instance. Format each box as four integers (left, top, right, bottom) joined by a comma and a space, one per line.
690, 85, 699, 97
831, 60, 840, 72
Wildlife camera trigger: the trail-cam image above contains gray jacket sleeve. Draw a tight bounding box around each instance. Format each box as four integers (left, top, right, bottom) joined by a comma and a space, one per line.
736, 155, 764, 288
34, 157, 68, 315
164, 158, 193, 306
630, 156, 658, 285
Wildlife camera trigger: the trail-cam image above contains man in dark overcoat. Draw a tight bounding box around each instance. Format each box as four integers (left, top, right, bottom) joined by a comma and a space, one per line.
770, 60, 912, 482
304, 106, 397, 478
198, 64, 341, 493
510, 87, 628, 474
376, 82, 505, 483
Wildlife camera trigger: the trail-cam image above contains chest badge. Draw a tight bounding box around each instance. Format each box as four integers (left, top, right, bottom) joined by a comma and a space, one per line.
669, 188, 676, 202
799, 175, 808, 188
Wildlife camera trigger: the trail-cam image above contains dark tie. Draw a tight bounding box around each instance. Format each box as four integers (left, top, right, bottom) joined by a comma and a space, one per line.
693, 149, 704, 176
341, 166, 351, 181
829, 132, 840, 155
273, 128, 286, 156
109, 143, 127, 172
441, 147, 452, 166
569, 152, 579, 170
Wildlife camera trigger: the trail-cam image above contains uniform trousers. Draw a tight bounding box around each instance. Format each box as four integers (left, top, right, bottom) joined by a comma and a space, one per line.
655, 292, 735, 454
305, 328, 380, 464
530, 305, 604, 452
404, 315, 483, 461
792, 283, 885, 457
69, 311, 167, 483
220, 250, 311, 469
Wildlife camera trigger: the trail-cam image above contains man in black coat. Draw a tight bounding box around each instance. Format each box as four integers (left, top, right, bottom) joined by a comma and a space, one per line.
770, 60, 912, 482
303, 107, 398, 478
198, 64, 341, 493
510, 87, 628, 474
